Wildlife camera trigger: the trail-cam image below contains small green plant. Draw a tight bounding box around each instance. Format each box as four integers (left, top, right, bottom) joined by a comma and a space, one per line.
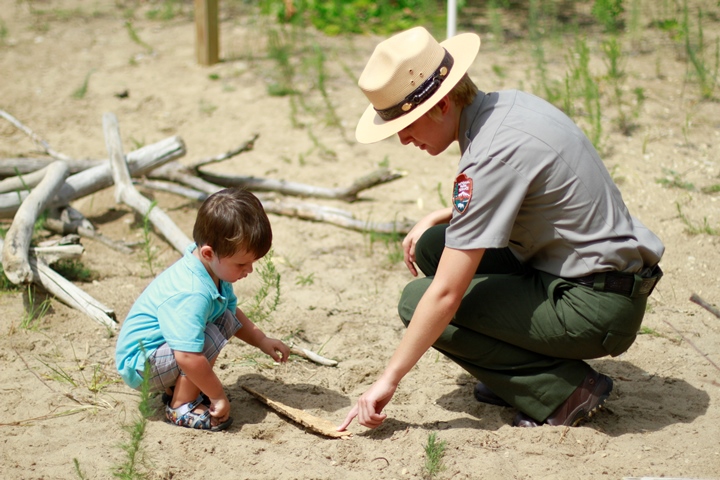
566, 36, 603, 151
245, 250, 281, 323
51, 259, 94, 282
146, 0, 184, 21
73, 458, 89, 480
639, 325, 664, 337
20, 285, 52, 330
656, 168, 695, 191
124, 20, 153, 54
113, 348, 154, 479
423, 431, 447, 479
681, 1, 719, 99
592, 0, 625, 33
266, 27, 297, 97
0, 18, 8, 45
199, 98, 218, 116
72, 70, 95, 99
676, 202, 719, 235
295, 272, 315, 286
139, 201, 161, 277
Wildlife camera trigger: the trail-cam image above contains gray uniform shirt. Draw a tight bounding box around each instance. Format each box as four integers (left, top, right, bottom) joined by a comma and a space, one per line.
445, 90, 664, 277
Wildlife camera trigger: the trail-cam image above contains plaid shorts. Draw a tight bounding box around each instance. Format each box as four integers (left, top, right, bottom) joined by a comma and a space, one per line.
139, 309, 241, 393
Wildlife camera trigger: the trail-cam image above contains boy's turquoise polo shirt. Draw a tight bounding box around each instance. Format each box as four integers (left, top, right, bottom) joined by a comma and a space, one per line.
115, 243, 238, 389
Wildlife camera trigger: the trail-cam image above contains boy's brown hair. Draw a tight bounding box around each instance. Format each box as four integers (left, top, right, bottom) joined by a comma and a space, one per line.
193, 188, 272, 259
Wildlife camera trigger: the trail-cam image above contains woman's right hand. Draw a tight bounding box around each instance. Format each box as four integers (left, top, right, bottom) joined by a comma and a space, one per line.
402, 208, 451, 276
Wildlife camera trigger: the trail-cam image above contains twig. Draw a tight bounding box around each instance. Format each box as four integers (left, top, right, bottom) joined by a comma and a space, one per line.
0, 109, 73, 161
187, 133, 259, 170
662, 319, 720, 373
290, 347, 338, 367
690, 293, 720, 319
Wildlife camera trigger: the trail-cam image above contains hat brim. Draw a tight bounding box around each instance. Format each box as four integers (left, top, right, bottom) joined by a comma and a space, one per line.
355, 32, 481, 144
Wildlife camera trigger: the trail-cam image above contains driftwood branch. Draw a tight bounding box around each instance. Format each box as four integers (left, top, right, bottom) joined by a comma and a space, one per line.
0, 109, 73, 161
186, 133, 259, 170
139, 179, 414, 235
290, 347, 338, 367
1, 161, 69, 284
44, 218, 134, 255
242, 385, 351, 439
0, 135, 186, 219
0, 238, 117, 329
199, 167, 407, 202
690, 293, 720, 319
103, 112, 192, 254
0, 158, 103, 176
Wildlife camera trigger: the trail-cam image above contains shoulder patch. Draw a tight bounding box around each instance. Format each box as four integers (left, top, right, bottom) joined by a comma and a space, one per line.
452, 173, 473, 214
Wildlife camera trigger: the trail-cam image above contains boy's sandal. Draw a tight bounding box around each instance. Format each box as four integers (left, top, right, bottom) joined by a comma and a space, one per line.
165, 394, 233, 432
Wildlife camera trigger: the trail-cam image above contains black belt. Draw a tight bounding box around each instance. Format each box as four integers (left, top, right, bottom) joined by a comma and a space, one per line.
564, 265, 663, 298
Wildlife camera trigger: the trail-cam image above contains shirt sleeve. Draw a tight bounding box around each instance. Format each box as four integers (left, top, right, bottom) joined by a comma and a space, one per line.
446, 155, 529, 251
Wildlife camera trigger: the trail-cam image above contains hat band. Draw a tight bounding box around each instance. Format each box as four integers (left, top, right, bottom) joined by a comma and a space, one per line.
374, 49, 454, 122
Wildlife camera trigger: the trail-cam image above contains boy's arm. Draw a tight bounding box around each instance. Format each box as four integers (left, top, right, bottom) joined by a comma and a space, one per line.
234, 308, 290, 362
174, 351, 226, 400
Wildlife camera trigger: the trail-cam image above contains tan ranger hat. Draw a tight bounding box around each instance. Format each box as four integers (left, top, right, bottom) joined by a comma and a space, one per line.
355, 26, 481, 144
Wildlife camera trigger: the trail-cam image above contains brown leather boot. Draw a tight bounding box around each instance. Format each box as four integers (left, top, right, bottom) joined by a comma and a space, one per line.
513, 369, 613, 427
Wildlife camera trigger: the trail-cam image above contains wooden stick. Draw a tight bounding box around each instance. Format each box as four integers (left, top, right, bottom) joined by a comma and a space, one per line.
103, 112, 192, 254
690, 293, 720, 319
0, 238, 117, 329
662, 319, 720, 373
0, 135, 186, 219
290, 347, 338, 367
1, 161, 69, 284
242, 385, 351, 439
199, 167, 407, 202
0, 109, 73, 161
186, 134, 259, 170
0, 158, 103, 176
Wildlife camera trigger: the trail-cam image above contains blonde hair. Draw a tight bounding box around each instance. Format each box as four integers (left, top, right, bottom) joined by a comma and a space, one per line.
425, 74, 478, 123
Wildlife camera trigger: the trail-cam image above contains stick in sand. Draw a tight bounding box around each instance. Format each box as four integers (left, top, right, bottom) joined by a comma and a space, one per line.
242, 385, 351, 439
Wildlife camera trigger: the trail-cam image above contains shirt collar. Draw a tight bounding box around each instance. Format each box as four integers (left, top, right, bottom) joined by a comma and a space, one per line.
458, 91, 487, 154
184, 243, 225, 300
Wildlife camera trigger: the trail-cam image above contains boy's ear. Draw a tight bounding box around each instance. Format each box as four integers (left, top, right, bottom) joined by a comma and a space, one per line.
197, 244, 216, 261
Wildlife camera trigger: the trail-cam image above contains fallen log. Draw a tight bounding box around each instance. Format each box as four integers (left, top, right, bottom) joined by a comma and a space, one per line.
242, 384, 351, 439
0, 238, 117, 329
2, 161, 69, 284
103, 112, 192, 254
0, 135, 186, 219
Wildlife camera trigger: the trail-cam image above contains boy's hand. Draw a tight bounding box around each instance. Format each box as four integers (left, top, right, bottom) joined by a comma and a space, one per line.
208, 395, 231, 423
258, 337, 290, 363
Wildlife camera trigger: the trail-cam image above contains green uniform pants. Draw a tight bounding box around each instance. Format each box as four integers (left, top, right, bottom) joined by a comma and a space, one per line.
398, 225, 649, 421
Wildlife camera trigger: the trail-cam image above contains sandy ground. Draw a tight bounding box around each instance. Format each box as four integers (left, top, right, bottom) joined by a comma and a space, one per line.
1, 1, 720, 479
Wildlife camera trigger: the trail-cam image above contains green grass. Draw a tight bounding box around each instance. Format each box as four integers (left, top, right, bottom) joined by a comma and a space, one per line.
50, 259, 95, 283
112, 348, 154, 479
72, 70, 95, 99
139, 201, 162, 277
20, 286, 51, 330
676, 202, 719, 236
423, 431, 447, 479
244, 249, 281, 323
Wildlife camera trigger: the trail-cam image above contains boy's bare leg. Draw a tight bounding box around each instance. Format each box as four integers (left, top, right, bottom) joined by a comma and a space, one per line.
170, 358, 221, 425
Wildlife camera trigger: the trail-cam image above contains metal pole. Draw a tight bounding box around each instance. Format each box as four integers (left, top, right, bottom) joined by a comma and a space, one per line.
446, 0, 457, 39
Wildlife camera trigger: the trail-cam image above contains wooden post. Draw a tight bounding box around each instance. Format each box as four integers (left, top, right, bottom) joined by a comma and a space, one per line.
194, 0, 219, 66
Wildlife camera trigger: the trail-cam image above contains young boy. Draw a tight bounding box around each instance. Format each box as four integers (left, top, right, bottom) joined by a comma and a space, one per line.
115, 187, 290, 432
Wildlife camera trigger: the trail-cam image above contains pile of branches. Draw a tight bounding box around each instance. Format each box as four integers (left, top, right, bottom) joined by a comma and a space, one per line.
0, 110, 413, 330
